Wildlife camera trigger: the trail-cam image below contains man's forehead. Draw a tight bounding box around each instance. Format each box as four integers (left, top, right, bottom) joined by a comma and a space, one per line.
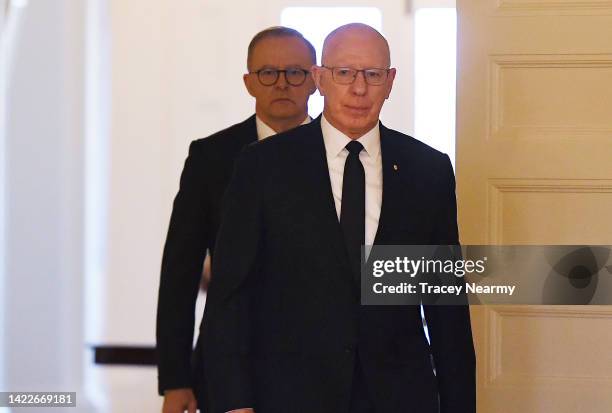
256, 63, 308, 69
322, 30, 390, 65
323, 44, 389, 67
250, 37, 313, 65
252, 38, 310, 58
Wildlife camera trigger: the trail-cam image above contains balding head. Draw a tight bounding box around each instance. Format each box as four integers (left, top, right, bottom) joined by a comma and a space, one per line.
311, 23, 396, 139
322, 23, 391, 68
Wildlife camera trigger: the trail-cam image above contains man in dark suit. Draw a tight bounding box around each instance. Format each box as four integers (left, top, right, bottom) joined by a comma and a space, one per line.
157, 27, 317, 413
202, 23, 475, 413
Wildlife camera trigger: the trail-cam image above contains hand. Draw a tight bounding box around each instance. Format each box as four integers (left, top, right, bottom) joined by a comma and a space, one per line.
162, 388, 197, 413
200, 253, 212, 291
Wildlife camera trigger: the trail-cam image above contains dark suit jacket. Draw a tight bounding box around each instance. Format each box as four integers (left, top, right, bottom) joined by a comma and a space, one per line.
156, 115, 257, 399
202, 118, 476, 413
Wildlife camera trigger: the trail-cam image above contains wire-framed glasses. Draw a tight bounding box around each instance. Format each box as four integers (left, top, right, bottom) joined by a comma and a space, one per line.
322, 66, 390, 86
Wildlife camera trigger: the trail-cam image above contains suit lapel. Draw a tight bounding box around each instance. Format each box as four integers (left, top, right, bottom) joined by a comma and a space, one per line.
298, 119, 353, 278
239, 114, 258, 146
373, 123, 408, 246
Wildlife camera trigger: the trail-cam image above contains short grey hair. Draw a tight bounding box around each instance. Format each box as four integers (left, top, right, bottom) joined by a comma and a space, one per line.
247, 26, 316, 70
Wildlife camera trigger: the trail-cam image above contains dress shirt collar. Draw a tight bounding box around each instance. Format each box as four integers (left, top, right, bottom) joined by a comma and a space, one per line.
320, 114, 381, 159
255, 115, 311, 140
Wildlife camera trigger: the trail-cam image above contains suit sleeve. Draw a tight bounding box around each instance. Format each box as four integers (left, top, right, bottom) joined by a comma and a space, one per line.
422, 154, 476, 413
156, 141, 211, 394
201, 145, 262, 413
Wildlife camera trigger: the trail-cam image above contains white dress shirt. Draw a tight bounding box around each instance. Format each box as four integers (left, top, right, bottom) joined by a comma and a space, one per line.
320, 114, 383, 247
255, 115, 311, 140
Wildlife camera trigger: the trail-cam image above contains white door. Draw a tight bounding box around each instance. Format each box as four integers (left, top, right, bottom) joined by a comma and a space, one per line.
456, 1, 612, 412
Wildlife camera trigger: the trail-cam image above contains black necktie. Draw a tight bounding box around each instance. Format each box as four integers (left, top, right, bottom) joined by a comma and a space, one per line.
340, 141, 365, 284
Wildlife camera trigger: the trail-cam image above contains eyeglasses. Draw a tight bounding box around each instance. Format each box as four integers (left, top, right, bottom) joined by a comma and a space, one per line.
322, 66, 390, 86
249, 68, 310, 86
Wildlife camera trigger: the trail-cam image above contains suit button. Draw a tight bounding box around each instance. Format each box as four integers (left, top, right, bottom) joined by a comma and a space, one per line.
344, 346, 354, 353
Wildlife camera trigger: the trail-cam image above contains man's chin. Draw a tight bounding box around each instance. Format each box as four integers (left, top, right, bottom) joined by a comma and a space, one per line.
335, 115, 377, 137
343, 106, 371, 118
343, 115, 371, 128
269, 105, 301, 117
271, 99, 295, 107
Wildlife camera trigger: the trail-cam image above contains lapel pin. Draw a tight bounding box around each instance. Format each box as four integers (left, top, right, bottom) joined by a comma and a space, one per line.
393, 164, 399, 171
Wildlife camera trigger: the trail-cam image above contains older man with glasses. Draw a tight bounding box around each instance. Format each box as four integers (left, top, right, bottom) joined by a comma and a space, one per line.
156, 26, 316, 413
202, 23, 475, 413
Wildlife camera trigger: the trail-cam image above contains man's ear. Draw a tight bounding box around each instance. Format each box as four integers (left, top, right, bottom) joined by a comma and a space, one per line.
310, 65, 325, 96
243, 73, 256, 98
307, 79, 317, 96
385, 68, 397, 99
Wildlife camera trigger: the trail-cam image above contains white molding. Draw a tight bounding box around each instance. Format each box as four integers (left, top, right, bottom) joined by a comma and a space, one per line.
487, 178, 612, 243
496, 0, 612, 16
487, 53, 612, 141
486, 305, 612, 386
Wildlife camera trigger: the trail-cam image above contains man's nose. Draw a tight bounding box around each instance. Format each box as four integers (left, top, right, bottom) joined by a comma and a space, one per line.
275, 72, 289, 89
350, 71, 367, 95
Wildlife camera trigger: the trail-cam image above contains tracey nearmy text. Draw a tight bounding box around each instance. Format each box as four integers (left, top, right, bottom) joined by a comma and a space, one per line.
372, 282, 516, 296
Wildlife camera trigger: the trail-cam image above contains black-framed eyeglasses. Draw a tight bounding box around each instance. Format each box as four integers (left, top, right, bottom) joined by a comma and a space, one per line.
249, 68, 310, 86
322, 66, 390, 86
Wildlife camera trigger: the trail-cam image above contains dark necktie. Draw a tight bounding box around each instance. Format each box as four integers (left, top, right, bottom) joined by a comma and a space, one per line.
340, 140, 365, 284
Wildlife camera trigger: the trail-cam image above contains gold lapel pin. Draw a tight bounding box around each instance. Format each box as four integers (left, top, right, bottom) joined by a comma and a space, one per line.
393, 164, 399, 171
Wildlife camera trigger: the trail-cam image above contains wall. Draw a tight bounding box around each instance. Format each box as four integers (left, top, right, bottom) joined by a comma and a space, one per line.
2, 0, 93, 410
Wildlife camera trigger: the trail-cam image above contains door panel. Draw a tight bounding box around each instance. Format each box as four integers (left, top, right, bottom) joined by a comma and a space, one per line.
456, 1, 612, 411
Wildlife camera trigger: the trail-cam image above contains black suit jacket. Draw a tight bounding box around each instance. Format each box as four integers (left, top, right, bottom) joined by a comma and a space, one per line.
156, 115, 257, 398
202, 118, 476, 413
